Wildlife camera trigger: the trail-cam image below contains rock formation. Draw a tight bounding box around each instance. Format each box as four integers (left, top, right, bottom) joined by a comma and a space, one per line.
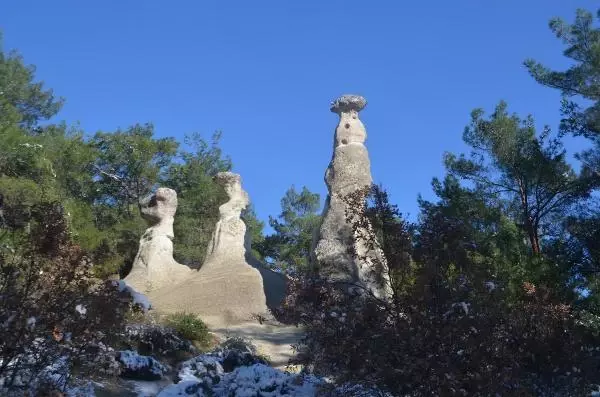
244, 235, 288, 312
124, 188, 191, 293
149, 172, 285, 328
203, 172, 250, 268
312, 94, 392, 299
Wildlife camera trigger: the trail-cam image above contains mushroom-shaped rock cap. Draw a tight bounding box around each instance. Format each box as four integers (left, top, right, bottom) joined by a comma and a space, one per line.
330, 94, 367, 114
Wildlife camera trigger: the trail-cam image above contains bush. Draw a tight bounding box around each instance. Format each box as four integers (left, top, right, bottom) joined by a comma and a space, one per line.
0, 201, 132, 394
120, 323, 197, 360
284, 276, 600, 395
281, 185, 600, 396
216, 336, 271, 368
165, 312, 212, 348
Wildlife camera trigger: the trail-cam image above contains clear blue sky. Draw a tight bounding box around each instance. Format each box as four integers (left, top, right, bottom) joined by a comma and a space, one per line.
2, 1, 597, 230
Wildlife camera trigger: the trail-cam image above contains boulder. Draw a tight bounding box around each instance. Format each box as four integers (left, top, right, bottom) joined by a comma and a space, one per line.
117, 350, 168, 381
172, 337, 269, 390
160, 358, 320, 397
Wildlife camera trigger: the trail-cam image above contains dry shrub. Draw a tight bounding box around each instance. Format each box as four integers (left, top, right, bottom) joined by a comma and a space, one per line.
0, 202, 132, 393
281, 186, 600, 396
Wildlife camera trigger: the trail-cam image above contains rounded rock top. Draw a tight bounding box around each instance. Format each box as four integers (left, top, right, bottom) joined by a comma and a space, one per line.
330, 95, 367, 114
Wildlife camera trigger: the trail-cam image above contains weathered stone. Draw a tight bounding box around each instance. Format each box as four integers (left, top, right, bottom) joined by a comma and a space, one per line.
124, 188, 191, 293
313, 95, 392, 299
149, 173, 286, 328
117, 350, 168, 381
203, 172, 250, 268
244, 235, 288, 313
122, 323, 196, 358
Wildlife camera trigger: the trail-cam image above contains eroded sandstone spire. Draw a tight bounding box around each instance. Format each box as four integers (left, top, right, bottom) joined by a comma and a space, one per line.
149, 172, 272, 327
124, 188, 191, 293
313, 95, 392, 299
203, 172, 250, 267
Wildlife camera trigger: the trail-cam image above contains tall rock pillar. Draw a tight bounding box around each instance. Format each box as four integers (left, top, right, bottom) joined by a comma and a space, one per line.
124, 188, 191, 293
203, 172, 250, 268
313, 95, 392, 299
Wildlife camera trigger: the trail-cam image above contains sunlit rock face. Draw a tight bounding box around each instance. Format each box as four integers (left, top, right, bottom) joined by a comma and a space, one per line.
124, 188, 191, 293
150, 173, 280, 327
313, 95, 392, 299
203, 172, 250, 268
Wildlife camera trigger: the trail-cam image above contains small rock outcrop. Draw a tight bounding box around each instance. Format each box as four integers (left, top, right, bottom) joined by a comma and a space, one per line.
161, 355, 320, 397
117, 350, 168, 381
122, 323, 196, 358
123, 188, 191, 293
312, 95, 392, 299
150, 173, 272, 327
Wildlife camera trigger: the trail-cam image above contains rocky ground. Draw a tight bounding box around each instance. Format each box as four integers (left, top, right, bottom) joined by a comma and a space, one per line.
80, 327, 385, 397
209, 321, 304, 369
1, 320, 388, 397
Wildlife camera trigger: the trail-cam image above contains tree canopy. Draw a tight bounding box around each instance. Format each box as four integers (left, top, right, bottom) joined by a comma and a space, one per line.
256, 186, 321, 275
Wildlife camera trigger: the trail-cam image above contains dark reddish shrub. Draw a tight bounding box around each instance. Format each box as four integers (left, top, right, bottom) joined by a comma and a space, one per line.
281, 186, 600, 396
0, 202, 133, 393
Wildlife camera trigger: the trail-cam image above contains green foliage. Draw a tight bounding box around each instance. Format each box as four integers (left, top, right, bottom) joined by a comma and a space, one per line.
0, 121, 231, 278
3, 14, 600, 394
0, 176, 49, 206
257, 186, 321, 274
0, 34, 63, 130
0, 201, 132, 394
242, 205, 265, 260
164, 312, 211, 348
284, 183, 600, 395
445, 101, 593, 255
37, 126, 97, 201
525, 7, 600, 194
525, 9, 600, 140
91, 123, 179, 216
166, 132, 232, 267
0, 38, 234, 278
416, 175, 529, 304
363, 185, 417, 297
524, 7, 600, 309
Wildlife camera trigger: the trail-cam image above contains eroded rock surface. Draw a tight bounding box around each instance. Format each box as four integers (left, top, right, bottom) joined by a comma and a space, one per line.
244, 235, 288, 312
124, 188, 191, 293
313, 95, 392, 299
150, 173, 278, 328
203, 172, 250, 268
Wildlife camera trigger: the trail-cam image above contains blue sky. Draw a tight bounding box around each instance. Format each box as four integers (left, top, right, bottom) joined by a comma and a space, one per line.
2, 0, 597, 230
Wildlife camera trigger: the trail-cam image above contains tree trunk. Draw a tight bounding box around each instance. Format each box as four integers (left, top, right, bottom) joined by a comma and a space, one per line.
526, 218, 541, 255
516, 179, 541, 255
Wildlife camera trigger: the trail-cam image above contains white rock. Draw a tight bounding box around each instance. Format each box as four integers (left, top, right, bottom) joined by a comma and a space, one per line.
313, 95, 392, 299
158, 363, 321, 397
124, 188, 192, 293
150, 174, 269, 328
75, 304, 87, 316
